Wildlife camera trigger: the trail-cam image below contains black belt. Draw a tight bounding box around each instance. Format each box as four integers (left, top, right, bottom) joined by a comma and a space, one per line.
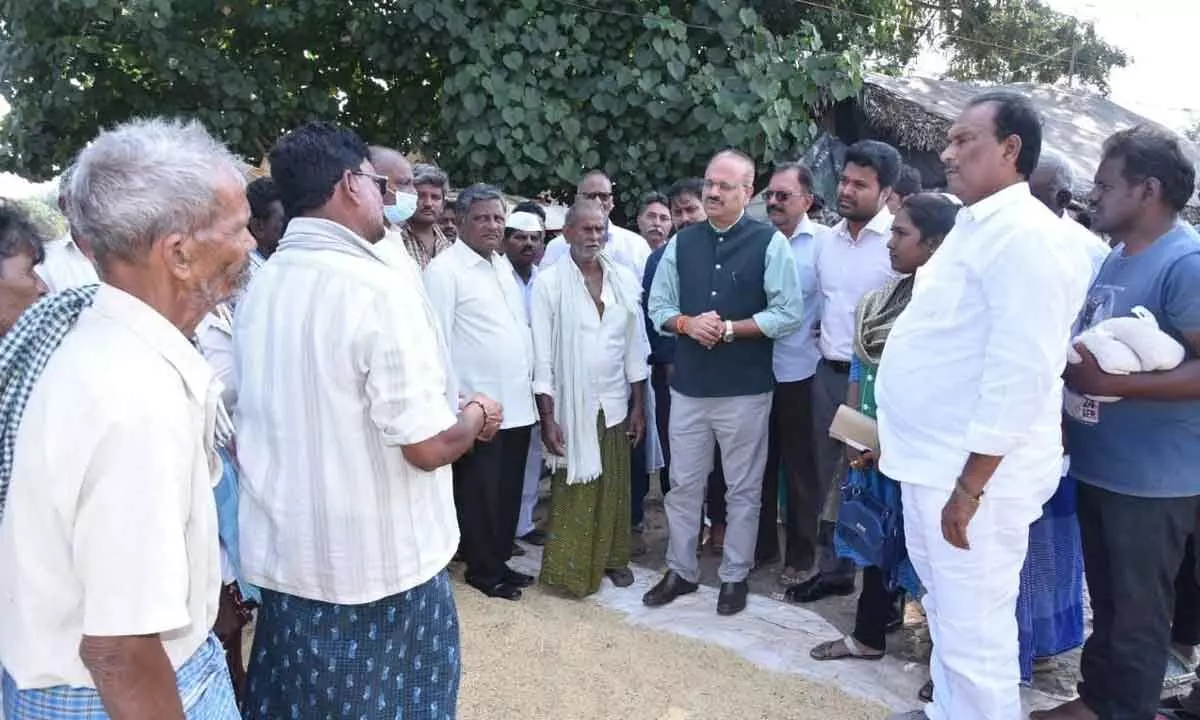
822, 359, 851, 374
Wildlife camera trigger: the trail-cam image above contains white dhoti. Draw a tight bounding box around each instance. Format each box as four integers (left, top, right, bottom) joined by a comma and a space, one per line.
901, 481, 1054, 720
642, 365, 665, 474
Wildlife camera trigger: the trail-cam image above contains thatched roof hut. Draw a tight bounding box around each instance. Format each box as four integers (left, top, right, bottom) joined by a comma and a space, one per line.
847, 73, 1200, 215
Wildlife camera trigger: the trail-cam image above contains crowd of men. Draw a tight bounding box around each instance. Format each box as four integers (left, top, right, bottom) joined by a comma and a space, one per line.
0, 84, 1196, 720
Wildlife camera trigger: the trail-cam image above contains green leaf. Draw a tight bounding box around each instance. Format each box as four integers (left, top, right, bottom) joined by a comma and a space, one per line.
738, 8, 758, 28
503, 51, 522, 71
524, 144, 548, 163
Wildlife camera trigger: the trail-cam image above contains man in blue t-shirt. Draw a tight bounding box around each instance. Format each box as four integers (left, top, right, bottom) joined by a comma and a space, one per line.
1035, 127, 1200, 720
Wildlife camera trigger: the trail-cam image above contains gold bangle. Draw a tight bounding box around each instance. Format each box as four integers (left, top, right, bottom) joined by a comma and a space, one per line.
955, 479, 983, 505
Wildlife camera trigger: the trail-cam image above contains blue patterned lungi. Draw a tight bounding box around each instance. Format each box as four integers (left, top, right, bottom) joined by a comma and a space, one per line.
1, 634, 237, 719
1016, 475, 1085, 683
244, 570, 460, 720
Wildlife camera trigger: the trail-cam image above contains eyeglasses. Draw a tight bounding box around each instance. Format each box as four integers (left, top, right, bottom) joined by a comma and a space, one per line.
580, 191, 613, 202
351, 170, 389, 197
703, 179, 751, 193
764, 190, 804, 202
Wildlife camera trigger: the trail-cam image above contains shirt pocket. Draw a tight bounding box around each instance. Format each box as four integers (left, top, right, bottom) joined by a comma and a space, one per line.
910, 258, 967, 323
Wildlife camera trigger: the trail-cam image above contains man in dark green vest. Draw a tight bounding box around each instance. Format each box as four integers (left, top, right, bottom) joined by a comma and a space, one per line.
643, 149, 805, 616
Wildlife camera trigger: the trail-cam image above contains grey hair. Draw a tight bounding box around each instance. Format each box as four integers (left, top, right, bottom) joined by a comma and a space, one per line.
565, 198, 605, 227
67, 117, 246, 265
1038, 150, 1075, 193
412, 163, 450, 196
455, 183, 506, 224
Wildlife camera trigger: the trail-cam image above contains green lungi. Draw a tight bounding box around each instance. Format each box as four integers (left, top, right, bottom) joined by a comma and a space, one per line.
539, 414, 632, 598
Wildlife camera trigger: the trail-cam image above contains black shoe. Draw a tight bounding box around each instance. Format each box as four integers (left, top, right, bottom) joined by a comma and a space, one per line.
511, 542, 526, 557
520, 529, 547, 546
605, 566, 635, 587
717, 581, 749, 615
642, 570, 699, 607
782, 573, 855, 603
468, 578, 522, 601
504, 568, 534, 588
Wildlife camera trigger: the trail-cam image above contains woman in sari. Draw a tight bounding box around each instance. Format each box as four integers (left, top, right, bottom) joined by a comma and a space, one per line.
805, 194, 960, 694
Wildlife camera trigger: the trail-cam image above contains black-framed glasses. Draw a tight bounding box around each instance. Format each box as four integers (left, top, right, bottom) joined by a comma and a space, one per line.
351, 170, 389, 197
703, 179, 751, 193
580, 191, 614, 202
763, 190, 795, 202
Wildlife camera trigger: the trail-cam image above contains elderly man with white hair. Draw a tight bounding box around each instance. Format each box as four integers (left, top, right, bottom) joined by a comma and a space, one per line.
0, 118, 253, 718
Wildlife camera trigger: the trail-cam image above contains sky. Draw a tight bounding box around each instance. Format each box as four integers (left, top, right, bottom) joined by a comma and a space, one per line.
1, 0, 1195, 196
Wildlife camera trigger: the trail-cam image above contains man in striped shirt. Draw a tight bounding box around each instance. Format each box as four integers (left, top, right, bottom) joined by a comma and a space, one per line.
233, 122, 501, 720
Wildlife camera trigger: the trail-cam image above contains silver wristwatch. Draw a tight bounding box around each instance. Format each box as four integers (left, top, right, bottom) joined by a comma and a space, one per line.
722, 320, 735, 343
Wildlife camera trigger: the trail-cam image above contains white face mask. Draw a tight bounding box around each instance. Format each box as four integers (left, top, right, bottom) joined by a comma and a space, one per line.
383, 191, 418, 225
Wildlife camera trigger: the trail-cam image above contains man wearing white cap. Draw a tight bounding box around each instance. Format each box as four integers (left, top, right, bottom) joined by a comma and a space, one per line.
504, 209, 548, 546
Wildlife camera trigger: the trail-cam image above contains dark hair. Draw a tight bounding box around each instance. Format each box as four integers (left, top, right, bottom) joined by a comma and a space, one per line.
967, 90, 1043, 179
1101, 125, 1197, 213
665, 178, 704, 205
246, 177, 281, 221
894, 165, 923, 198
0, 200, 48, 266
455, 183, 506, 224
900, 193, 960, 247
810, 194, 825, 212
638, 191, 670, 216
772, 162, 816, 194
513, 200, 546, 222
268, 122, 370, 218
443, 197, 458, 213
843, 140, 903, 189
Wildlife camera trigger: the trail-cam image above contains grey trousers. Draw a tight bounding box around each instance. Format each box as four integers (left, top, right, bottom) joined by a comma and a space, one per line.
811, 359, 855, 581
665, 390, 772, 583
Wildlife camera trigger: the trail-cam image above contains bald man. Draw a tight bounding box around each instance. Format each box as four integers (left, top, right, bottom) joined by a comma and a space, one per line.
1030, 151, 1110, 281
539, 171, 649, 275
644, 149, 805, 616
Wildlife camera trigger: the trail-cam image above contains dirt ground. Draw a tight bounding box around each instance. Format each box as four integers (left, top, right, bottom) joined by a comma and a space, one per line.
453, 577, 887, 720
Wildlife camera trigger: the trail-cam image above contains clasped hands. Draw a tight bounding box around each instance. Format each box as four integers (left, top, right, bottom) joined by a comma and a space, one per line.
682, 310, 724, 349
463, 393, 503, 441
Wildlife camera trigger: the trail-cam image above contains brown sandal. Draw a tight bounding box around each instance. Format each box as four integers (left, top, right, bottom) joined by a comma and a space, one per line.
810, 636, 884, 661
918, 679, 934, 702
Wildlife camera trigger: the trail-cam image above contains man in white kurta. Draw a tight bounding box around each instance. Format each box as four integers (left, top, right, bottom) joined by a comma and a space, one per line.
875, 91, 1091, 720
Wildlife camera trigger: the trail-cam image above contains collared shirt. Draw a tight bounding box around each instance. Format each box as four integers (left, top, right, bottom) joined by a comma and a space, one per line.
814, 208, 897, 361
540, 222, 650, 276
423, 242, 537, 429
642, 243, 675, 365
647, 214, 804, 340
773, 215, 829, 382
511, 263, 538, 324
196, 304, 236, 413
876, 183, 1092, 498
531, 260, 650, 427
35, 233, 98, 292
1059, 212, 1112, 284
234, 217, 460, 604
393, 223, 452, 270
0, 285, 221, 689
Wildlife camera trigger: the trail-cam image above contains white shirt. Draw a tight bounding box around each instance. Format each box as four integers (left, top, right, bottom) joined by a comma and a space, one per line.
1060, 212, 1112, 284
773, 215, 829, 382
196, 306, 236, 413
423, 241, 537, 429
0, 285, 221, 689
815, 208, 897, 361
512, 263, 538, 324
540, 222, 650, 276
35, 233, 98, 292
531, 260, 650, 428
234, 218, 460, 604
876, 183, 1092, 498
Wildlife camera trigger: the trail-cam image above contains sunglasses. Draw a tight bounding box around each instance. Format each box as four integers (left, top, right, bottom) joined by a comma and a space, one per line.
764, 190, 801, 202
703, 179, 751, 193
581, 191, 614, 202
351, 170, 389, 197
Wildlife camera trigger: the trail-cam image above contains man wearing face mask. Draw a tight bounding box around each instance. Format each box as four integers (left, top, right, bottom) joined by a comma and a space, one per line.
787, 140, 903, 604
370, 146, 420, 246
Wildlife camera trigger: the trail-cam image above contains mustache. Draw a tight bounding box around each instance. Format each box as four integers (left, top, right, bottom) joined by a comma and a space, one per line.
767, 204, 783, 213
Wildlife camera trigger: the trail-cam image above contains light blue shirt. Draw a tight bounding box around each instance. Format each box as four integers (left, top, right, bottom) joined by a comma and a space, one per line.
772, 216, 828, 382
647, 213, 805, 340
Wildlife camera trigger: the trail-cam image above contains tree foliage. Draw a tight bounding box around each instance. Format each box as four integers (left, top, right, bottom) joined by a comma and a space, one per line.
0, 0, 1128, 213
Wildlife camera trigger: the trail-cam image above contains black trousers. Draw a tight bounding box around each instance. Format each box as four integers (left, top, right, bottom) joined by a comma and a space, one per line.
1175, 535, 1200, 647
757, 378, 819, 568
853, 566, 901, 651
1077, 482, 1200, 720
452, 425, 533, 587
651, 363, 672, 496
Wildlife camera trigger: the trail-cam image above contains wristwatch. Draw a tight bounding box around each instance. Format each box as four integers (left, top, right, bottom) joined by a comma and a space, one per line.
722, 320, 735, 343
